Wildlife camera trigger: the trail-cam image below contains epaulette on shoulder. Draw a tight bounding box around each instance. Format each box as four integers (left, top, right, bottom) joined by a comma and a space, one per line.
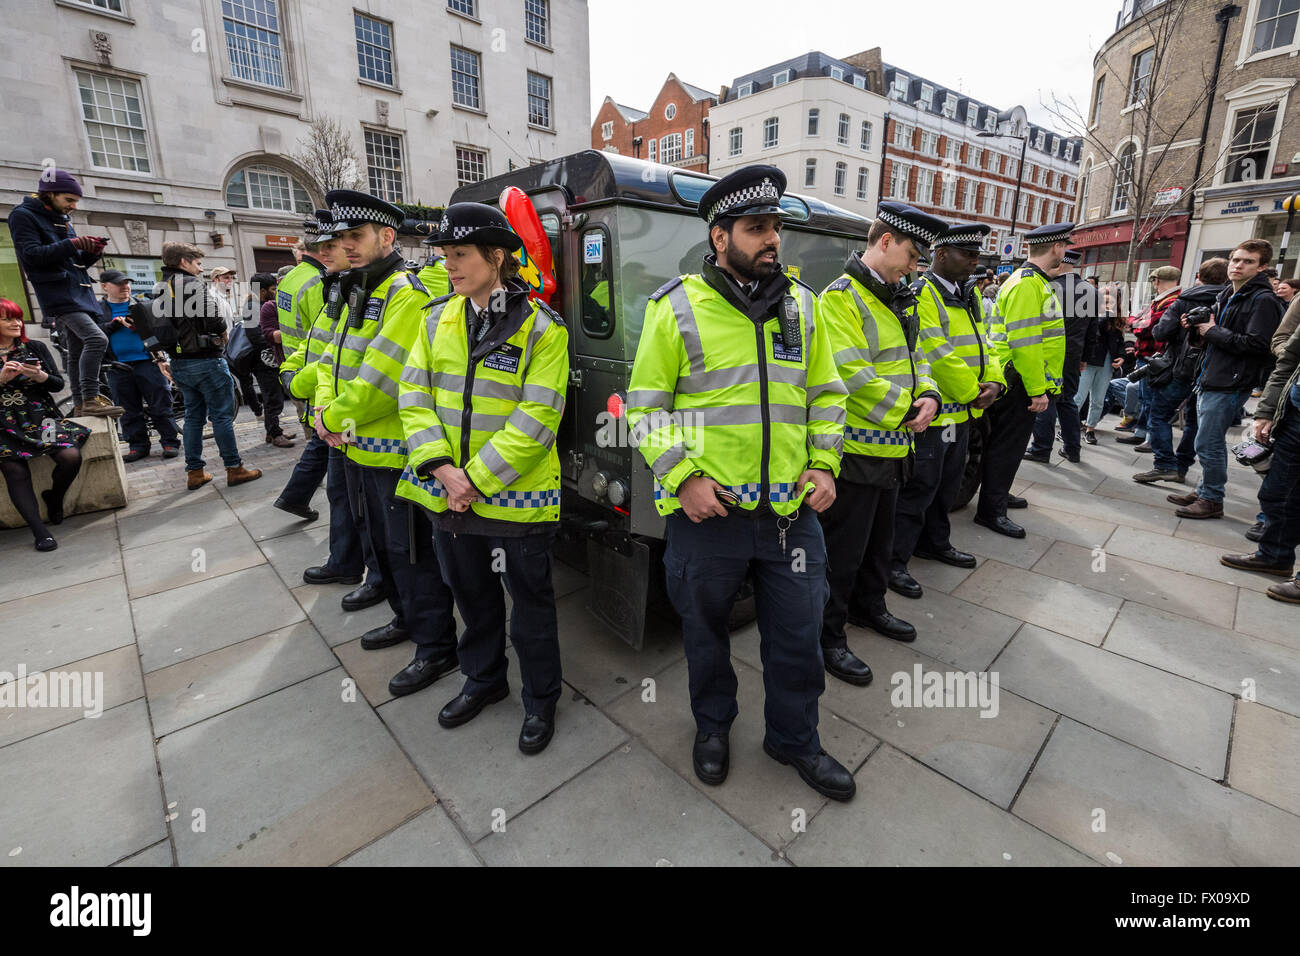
1019, 268, 1033, 278
908, 276, 928, 295
423, 292, 455, 312
788, 274, 816, 294
535, 297, 567, 328
406, 273, 428, 296
649, 276, 684, 302
825, 277, 852, 293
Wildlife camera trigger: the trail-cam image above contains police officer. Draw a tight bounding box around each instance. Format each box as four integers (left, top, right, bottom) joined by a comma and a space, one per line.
627, 165, 855, 801
1025, 247, 1093, 464
976, 222, 1073, 537
817, 202, 943, 667
890, 223, 1005, 600
414, 230, 451, 298
313, 190, 459, 696
396, 203, 569, 754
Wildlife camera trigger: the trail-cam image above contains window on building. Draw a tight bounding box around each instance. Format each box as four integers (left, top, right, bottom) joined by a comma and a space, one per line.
1007, 157, 1018, 178
601, 120, 613, 140
919, 83, 934, 109
1019, 194, 1029, 223
660, 132, 683, 163
860, 120, 872, 151
918, 168, 936, 203
665, 103, 677, 120
852, 74, 867, 90
684, 128, 694, 157
984, 112, 996, 131
962, 184, 977, 213
364, 129, 404, 202
943, 93, 957, 118
1225, 103, 1279, 182
728, 126, 742, 156
889, 161, 911, 198
941, 174, 957, 208
893, 121, 912, 148
919, 130, 938, 155
1252, 0, 1299, 53
837, 113, 850, 146
527, 72, 551, 127
983, 188, 995, 216
891, 73, 909, 100
1091, 76, 1105, 125
967, 106, 980, 128
970, 146, 982, 169
736, 82, 753, 98
857, 166, 870, 200
1034, 130, 1045, 150
1113, 142, 1136, 213
75, 70, 151, 172
945, 139, 959, 163
999, 189, 1012, 219
525, 0, 549, 46
225, 163, 313, 212
354, 13, 394, 86
808, 108, 820, 136
76, 0, 124, 9
222, 0, 287, 89
455, 145, 487, 185
1067, 142, 1077, 162
763, 116, 778, 148
648, 137, 656, 162
833, 162, 847, 196
1079, 160, 1092, 218
1128, 48, 1154, 106
447, 0, 476, 16
804, 158, 817, 188
772, 69, 792, 86
450, 46, 481, 109
830, 65, 845, 81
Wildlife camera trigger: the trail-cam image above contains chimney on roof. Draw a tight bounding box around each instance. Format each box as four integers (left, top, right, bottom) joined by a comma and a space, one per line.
841, 46, 882, 92
719, 84, 730, 101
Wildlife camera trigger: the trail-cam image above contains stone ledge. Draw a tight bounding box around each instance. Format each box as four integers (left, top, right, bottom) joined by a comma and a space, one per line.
0, 416, 127, 529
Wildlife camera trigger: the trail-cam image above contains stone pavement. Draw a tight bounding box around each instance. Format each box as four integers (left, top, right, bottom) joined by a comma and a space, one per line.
2, 411, 1299, 867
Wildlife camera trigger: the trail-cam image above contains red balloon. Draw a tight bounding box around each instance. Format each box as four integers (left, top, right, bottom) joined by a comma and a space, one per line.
499, 186, 556, 305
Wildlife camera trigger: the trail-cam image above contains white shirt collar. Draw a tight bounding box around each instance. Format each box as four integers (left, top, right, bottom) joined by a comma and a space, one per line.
931, 273, 959, 296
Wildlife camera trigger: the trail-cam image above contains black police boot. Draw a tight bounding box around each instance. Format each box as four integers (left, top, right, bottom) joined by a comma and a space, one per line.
388, 652, 459, 697
360, 621, 409, 650
974, 514, 1026, 538
913, 547, 978, 569
273, 497, 319, 522
762, 741, 856, 802
341, 581, 386, 611
822, 646, 873, 685
438, 684, 510, 729
519, 714, 555, 755
853, 608, 917, 642
303, 565, 363, 585
692, 731, 730, 785
1006, 495, 1028, 509
1022, 448, 1051, 464
888, 569, 923, 599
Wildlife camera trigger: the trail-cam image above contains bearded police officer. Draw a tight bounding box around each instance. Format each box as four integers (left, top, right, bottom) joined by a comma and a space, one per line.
313, 190, 460, 696
627, 165, 855, 801
817, 202, 944, 669
976, 222, 1073, 538
890, 222, 1005, 600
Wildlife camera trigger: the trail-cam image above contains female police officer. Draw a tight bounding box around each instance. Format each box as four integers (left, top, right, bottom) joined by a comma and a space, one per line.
395, 203, 570, 755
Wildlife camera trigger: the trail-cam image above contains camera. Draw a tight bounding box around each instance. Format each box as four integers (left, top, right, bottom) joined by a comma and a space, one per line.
1232, 436, 1272, 474
196, 333, 224, 350
1127, 352, 1172, 383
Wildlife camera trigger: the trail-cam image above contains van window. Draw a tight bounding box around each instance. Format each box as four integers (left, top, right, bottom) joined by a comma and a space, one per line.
580, 226, 613, 338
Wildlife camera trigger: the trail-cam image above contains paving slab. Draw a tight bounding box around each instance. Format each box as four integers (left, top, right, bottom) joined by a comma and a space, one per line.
993, 625, 1232, 778
1032, 540, 1238, 629
291, 583, 394, 648
1014, 718, 1300, 866
953, 560, 1121, 646
123, 523, 267, 599
145, 621, 337, 737
1091, 475, 1198, 509
115, 482, 219, 518
1103, 525, 1272, 593
786, 744, 1092, 866
337, 807, 480, 867
1104, 603, 1300, 719
117, 495, 239, 550
215, 466, 296, 504
604, 654, 876, 850
1172, 513, 1266, 551
960, 524, 1054, 570
158, 668, 433, 866
378, 647, 628, 842
552, 558, 589, 601
0, 700, 165, 866
230, 493, 327, 543
1234, 588, 1300, 650
476, 743, 784, 866
1012, 505, 1118, 550
133, 565, 305, 672
905, 555, 975, 594
556, 590, 684, 706
258, 525, 332, 590
0, 529, 121, 605
0, 509, 118, 554
0, 645, 143, 749
0, 575, 134, 674
332, 637, 414, 707
113, 840, 174, 867
1021, 484, 1179, 533
1014, 459, 1106, 494
901, 587, 1023, 673
1227, 703, 1300, 817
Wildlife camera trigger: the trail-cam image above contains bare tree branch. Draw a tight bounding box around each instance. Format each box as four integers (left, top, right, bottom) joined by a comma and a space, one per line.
292, 115, 365, 195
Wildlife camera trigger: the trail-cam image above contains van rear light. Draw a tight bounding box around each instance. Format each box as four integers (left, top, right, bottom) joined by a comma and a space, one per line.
607, 392, 626, 419
607, 478, 628, 507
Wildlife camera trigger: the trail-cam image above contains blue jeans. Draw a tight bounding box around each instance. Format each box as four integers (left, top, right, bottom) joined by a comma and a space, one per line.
106, 360, 180, 452
1192, 387, 1250, 503
171, 357, 242, 472
1076, 365, 1111, 427
1147, 377, 1197, 474
1256, 390, 1300, 567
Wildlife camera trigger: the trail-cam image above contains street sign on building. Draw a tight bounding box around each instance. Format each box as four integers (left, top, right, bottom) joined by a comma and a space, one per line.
264, 235, 298, 247
1154, 187, 1183, 206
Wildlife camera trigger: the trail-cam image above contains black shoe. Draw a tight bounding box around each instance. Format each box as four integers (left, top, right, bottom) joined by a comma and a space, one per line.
341, 581, 386, 611
1022, 449, 1051, 463
1084, 430, 1098, 445
122, 448, 149, 463
1134, 442, 1153, 453
1219, 552, 1294, 577
853, 608, 917, 642
273, 497, 319, 522
822, 646, 873, 685
1245, 521, 1265, 543
388, 653, 459, 697
1116, 434, 1144, 445
1006, 495, 1028, 509
1060, 447, 1081, 463
438, 684, 510, 729
360, 621, 409, 650
974, 514, 1026, 538
161, 444, 180, 459
762, 741, 856, 802
40, 489, 65, 525
519, 714, 555, 755
692, 731, 730, 784
302, 565, 363, 586
888, 569, 923, 599
34, 536, 57, 552
913, 547, 978, 569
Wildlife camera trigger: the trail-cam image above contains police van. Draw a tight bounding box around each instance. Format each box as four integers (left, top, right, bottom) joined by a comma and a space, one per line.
447, 150, 871, 649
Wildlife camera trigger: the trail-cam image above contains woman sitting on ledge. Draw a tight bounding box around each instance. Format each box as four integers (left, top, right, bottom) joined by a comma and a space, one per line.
0, 298, 90, 551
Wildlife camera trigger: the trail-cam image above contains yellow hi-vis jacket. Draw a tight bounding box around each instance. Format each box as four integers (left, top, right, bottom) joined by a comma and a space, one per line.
626, 269, 847, 518
991, 263, 1066, 397
819, 260, 937, 460
913, 274, 1006, 426
280, 274, 337, 423
394, 287, 568, 524
415, 255, 450, 299
316, 266, 430, 469
275, 257, 327, 360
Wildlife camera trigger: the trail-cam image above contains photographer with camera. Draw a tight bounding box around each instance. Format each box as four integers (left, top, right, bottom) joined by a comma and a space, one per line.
152, 242, 261, 490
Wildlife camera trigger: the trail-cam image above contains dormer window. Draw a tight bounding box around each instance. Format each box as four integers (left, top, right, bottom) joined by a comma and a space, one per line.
736, 81, 753, 98
772, 69, 792, 86
942, 93, 957, 118
830, 65, 845, 81
852, 74, 866, 89
891, 73, 908, 100
919, 83, 934, 108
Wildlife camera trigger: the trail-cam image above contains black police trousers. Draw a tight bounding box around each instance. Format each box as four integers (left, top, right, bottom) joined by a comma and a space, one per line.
893, 421, 969, 571
343, 459, 456, 660
664, 508, 827, 758
977, 365, 1037, 521
819, 480, 896, 649
433, 530, 562, 719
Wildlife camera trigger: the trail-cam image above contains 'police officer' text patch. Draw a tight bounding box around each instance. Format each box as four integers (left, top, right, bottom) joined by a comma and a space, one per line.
771, 330, 802, 363
277, 290, 292, 313
363, 298, 383, 322
483, 342, 522, 374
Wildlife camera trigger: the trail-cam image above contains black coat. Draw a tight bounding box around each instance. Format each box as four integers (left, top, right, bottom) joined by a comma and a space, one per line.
151, 267, 228, 360
1053, 274, 1101, 366
1154, 283, 1225, 383
1198, 274, 1283, 392
8, 196, 102, 316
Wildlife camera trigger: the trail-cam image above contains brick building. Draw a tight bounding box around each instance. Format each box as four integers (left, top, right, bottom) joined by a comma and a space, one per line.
591, 74, 716, 171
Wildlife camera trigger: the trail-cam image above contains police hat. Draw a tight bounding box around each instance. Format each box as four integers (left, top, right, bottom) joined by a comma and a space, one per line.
873, 201, 948, 255
423, 202, 523, 252
699, 165, 787, 226
303, 208, 331, 241
325, 189, 405, 232
933, 221, 992, 251
1024, 221, 1075, 246
1062, 248, 1083, 266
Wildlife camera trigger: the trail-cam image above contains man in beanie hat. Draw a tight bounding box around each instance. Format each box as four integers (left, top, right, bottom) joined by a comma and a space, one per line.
9, 169, 122, 417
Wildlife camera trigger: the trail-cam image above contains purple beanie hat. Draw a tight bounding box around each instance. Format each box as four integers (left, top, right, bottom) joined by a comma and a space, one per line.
37, 169, 83, 197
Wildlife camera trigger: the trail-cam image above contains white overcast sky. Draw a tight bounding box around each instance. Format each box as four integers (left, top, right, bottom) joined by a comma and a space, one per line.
588, 0, 1119, 132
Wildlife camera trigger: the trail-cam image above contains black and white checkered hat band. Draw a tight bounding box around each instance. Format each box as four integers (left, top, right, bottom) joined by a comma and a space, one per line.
878, 209, 939, 245
708, 178, 781, 223
303, 217, 321, 238
445, 225, 478, 240
935, 230, 983, 246
1029, 230, 1071, 244
330, 204, 401, 229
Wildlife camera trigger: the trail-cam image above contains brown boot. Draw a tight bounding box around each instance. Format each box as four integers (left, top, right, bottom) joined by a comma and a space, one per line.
226, 465, 263, 486
79, 394, 125, 417
187, 469, 213, 490
1167, 490, 1199, 506
1220, 553, 1295, 577
1175, 497, 1223, 520
1266, 579, 1300, 604
267, 434, 295, 448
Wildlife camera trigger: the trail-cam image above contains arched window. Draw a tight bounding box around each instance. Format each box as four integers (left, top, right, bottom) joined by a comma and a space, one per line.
1078, 159, 1093, 219
225, 163, 314, 214
1112, 144, 1136, 215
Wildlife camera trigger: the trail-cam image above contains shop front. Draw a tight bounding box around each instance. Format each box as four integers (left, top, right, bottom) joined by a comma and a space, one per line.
1187, 177, 1300, 280
1069, 214, 1189, 312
